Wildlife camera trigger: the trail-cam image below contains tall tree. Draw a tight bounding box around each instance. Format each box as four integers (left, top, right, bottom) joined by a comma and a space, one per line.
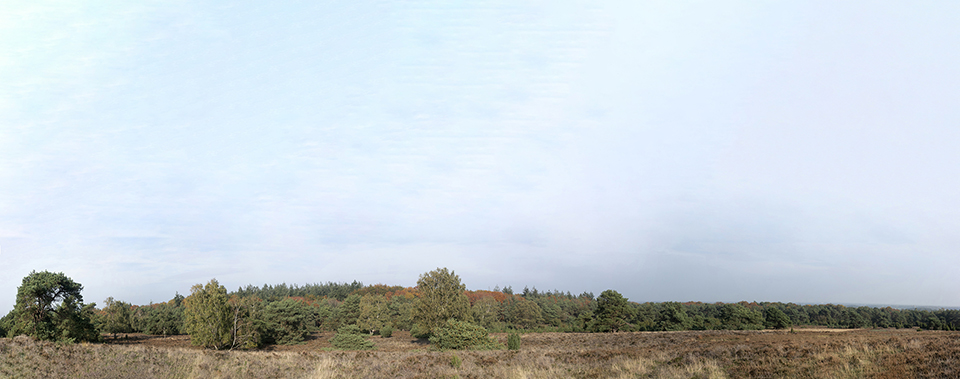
101, 297, 134, 338
8, 271, 99, 342
503, 296, 543, 329
357, 294, 390, 334
413, 268, 471, 336
592, 290, 635, 332
763, 307, 792, 329
471, 296, 501, 328
183, 279, 232, 349
656, 302, 691, 331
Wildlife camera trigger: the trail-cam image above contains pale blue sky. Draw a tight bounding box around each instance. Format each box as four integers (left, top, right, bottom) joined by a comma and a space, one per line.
2, 1, 959, 312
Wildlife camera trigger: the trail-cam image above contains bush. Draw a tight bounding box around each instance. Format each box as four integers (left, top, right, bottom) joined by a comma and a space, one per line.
429, 319, 504, 351
263, 298, 316, 345
507, 332, 521, 350
380, 324, 393, 338
330, 325, 375, 350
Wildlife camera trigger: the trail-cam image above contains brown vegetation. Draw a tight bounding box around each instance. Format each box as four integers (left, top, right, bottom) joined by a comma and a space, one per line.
2, 329, 959, 378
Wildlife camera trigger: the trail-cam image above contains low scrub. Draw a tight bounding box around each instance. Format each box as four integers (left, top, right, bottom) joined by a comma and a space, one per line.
330, 325, 375, 350
429, 319, 504, 350
6, 328, 960, 378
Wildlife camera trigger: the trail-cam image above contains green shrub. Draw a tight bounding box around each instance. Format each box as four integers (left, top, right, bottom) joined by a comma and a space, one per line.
429, 319, 504, 351
507, 332, 521, 350
330, 325, 375, 350
411, 323, 431, 339
450, 354, 462, 368
380, 324, 394, 338
263, 298, 316, 345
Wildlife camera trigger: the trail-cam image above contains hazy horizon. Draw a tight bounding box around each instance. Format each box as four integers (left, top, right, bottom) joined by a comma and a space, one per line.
2, 1, 959, 313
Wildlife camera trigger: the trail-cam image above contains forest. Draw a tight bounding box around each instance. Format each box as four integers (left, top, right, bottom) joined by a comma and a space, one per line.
2, 268, 958, 350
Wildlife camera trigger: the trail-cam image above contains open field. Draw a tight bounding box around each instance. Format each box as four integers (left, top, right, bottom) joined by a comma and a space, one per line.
3, 329, 960, 378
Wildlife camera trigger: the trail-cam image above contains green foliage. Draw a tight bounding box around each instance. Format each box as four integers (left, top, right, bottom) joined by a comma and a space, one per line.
503, 297, 543, 329
380, 323, 394, 338
336, 294, 362, 328
592, 290, 635, 332
262, 298, 315, 345
471, 296, 501, 328
429, 319, 504, 351
450, 354, 462, 368
101, 297, 134, 338
0, 310, 11, 337
764, 307, 791, 329
143, 303, 184, 336
330, 325, 375, 350
656, 302, 691, 331
8, 271, 100, 342
507, 332, 521, 350
234, 281, 363, 301
357, 294, 390, 334
413, 268, 472, 336
227, 295, 268, 349
720, 303, 764, 330
842, 308, 870, 329
183, 279, 232, 349
388, 295, 416, 331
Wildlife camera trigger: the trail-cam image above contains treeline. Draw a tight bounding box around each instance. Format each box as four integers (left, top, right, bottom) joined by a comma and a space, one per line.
87, 287, 960, 344
5, 270, 959, 348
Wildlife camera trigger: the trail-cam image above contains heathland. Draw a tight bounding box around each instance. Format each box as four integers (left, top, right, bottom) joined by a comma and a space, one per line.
4, 268, 960, 378
3, 328, 960, 378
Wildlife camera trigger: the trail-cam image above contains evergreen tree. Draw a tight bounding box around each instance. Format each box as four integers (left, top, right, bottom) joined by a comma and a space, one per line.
101, 297, 134, 338
8, 271, 100, 342
259, 298, 314, 345
763, 307, 791, 329
357, 294, 390, 334
656, 302, 690, 331
592, 290, 635, 332
337, 294, 362, 328
413, 268, 471, 336
503, 296, 543, 329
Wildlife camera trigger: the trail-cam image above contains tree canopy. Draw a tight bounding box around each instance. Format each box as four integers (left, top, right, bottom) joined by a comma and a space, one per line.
592, 289, 635, 332
7, 271, 99, 342
183, 279, 232, 349
413, 268, 471, 336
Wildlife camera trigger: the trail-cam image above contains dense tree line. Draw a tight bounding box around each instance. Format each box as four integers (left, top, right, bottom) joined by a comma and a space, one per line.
5, 269, 959, 349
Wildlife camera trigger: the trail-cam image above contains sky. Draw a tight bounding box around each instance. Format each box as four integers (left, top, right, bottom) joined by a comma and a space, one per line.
2, 1, 959, 313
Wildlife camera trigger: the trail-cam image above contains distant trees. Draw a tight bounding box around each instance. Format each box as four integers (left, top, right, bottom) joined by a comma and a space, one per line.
14, 268, 960, 349
764, 307, 791, 329
143, 302, 185, 336
720, 303, 764, 330
336, 294, 362, 328
413, 268, 471, 336
656, 302, 691, 331
471, 296, 500, 328
7, 271, 100, 342
357, 294, 390, 334
503, 296, 543, 329
101, 297, 134, 338
592, 290, 635, 332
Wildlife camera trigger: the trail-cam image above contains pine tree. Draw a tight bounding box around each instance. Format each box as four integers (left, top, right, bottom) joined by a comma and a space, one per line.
593, 290, 635, 332
413, 268, 471, 336
9, 271, 100, 342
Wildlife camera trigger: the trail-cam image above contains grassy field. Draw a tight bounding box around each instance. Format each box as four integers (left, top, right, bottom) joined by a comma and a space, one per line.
2, 328, 959, 378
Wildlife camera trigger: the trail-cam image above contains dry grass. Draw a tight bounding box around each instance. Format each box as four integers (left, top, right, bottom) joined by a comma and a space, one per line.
2, 329, 959, 378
